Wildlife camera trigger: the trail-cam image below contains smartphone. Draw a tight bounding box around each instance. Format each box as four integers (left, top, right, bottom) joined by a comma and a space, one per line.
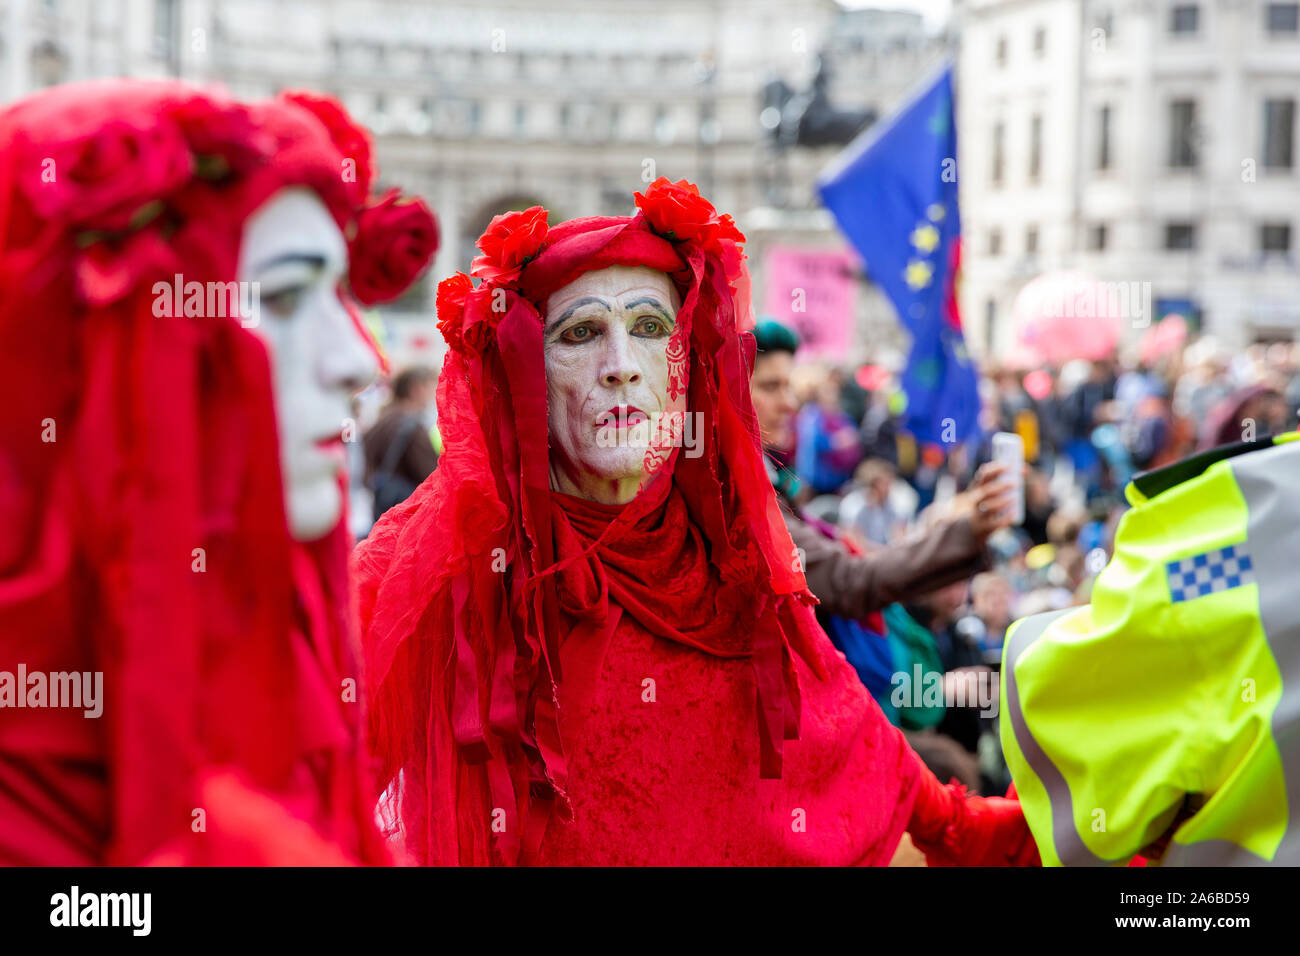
991, 431, 1025, 525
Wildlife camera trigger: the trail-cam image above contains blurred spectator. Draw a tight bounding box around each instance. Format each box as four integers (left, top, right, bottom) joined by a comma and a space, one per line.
1198, 384, 1287, 450
966, 572, 1015, 659
363, 366, 440, 522
757, 315, 1299, 794
795, 369, 863, 494
839, 458, 904, 546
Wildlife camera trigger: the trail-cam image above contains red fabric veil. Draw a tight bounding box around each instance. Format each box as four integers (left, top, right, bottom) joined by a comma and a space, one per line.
357, 180, 845, 864
0, 80, 434, 864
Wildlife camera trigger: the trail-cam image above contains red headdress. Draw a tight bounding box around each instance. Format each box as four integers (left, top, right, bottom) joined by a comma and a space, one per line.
0, 80, 436, 864
357, 179, 834, 864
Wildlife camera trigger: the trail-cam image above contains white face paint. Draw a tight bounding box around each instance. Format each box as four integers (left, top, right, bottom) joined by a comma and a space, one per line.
238, 188, 378, 541
543, 265, 680, 504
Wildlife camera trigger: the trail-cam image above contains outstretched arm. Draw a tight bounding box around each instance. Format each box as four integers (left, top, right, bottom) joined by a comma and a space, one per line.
904, 747, 1041, 866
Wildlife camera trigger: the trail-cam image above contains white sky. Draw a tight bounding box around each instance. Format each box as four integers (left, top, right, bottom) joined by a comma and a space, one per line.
838, 0, 953, 31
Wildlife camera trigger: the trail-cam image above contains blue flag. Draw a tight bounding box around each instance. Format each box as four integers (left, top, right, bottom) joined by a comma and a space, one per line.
817, 63, 978, 446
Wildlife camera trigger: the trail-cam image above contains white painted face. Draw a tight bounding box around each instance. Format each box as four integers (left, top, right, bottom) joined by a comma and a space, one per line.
238, 188, 379, 541
543, 265, 680, 505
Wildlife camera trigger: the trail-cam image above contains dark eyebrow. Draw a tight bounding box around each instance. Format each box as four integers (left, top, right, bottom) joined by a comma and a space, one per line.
624, 296, 674, 321
251, 252, 327, 275
545, 296, 610, 335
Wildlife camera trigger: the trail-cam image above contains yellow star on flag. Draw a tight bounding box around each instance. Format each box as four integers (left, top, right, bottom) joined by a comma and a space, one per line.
926, 203, 945, 222
911, 223, 940, 254
904, 259, 933, 290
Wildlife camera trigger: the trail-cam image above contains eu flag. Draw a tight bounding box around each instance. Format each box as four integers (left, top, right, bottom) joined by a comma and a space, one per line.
817, 63, 978, 446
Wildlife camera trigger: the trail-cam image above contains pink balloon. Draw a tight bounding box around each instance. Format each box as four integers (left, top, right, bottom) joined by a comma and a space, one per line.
1139, 313, 1187, 365
1012, 271, 1122, 363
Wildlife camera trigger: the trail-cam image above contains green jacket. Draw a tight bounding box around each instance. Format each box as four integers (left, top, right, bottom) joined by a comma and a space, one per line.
883, 603, 946, 731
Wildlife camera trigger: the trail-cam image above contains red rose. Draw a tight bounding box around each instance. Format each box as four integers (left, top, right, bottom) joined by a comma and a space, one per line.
25, 117, 193, 232
634, 177, 744, 253
281, 91, 373, 205
470, 206, 548, 287
170, 95, 272, 178
348, 189, 439, 305
436, 272, 505, 356
436, 272, 475, 352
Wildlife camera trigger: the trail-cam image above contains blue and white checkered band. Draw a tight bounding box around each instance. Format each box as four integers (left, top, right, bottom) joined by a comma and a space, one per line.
1166, 545, 1255, 603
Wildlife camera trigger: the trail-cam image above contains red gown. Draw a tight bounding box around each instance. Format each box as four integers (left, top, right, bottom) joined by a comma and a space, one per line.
536, 612, 919, 865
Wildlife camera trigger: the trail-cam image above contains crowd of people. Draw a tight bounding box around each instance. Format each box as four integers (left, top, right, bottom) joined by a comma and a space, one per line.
743, 322, 1300, 797
355, 323, 1300, 808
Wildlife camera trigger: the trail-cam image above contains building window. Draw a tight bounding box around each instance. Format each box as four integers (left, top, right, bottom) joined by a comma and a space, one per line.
1170, 3, 1200, 34
1097, 105, 1113, 170
513, 103, 527, 136
1164, 222, 1197, 250
1261, 223, 1292, 252
467, 101, 482, 134
1266, 2, 1300, 33
1169, 99, 1199, 168
991, 122, 1005, 185
653, 105, 675, 144
1025, 226, 1039, 255
1096, 10, 1115, 42
1033, 27, 1047, 55
1029, 114, 1043, 182
558, 102, 571, 133
995, 35, 1007, 65
1088, 224, 1109, 251
989, 228, 1003, 256
1264, 98, 1296, 168
985, 299, 997, 354
152, 0, 177, 60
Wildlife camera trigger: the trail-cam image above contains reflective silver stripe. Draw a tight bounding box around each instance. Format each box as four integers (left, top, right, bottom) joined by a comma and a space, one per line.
1003, 607, 1117, 866
1164, 439, 1300, 865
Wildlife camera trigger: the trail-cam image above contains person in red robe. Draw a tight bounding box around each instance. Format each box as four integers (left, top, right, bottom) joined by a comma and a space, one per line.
355, 179, 1039, 866
0, 80, 435, 864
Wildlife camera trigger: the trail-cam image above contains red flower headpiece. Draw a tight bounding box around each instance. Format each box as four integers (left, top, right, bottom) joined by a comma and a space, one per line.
634, 177, 744, 255
470, 205, 549, 287
5, 83, 437, 312
438, 178, 751, 356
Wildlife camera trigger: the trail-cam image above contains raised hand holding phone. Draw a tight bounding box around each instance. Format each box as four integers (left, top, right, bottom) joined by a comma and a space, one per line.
991, 432, 1025, 526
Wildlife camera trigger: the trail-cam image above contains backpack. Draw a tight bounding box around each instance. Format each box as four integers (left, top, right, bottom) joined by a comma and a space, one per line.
369, 415, 423, 521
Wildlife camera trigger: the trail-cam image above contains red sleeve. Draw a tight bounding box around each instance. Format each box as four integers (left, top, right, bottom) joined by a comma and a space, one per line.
905, 748, 1041, 866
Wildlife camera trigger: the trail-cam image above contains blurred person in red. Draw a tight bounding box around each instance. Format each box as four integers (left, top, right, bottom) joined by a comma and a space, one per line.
0, 81, 435, 864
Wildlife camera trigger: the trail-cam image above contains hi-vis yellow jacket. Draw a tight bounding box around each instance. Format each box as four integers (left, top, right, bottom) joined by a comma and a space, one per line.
1001, 434, 1300, 865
